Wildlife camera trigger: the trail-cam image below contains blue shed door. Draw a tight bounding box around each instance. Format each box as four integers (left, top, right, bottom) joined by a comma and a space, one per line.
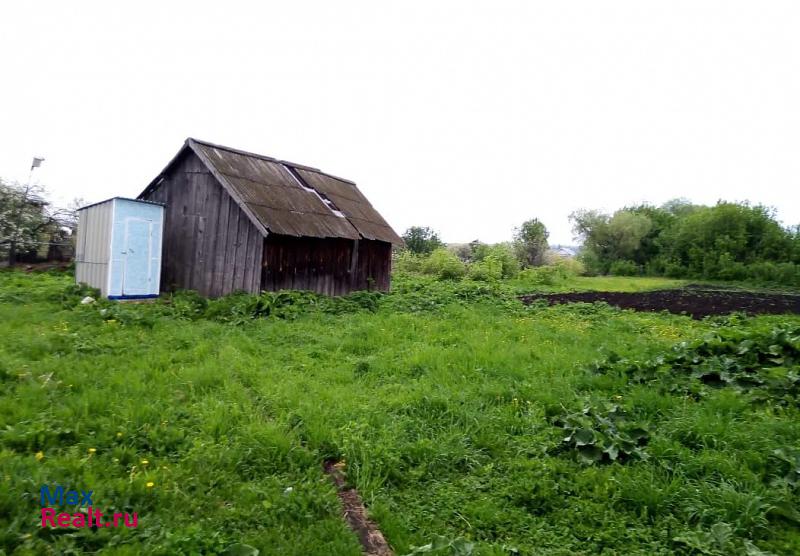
121, 218, 153, 296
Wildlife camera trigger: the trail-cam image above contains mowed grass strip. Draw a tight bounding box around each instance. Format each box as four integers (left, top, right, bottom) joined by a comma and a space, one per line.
1, 271, 798, 555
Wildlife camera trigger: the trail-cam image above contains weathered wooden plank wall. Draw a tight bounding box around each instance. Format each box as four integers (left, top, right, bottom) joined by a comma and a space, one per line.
141, 151, 263, 297
354, 239, 392, 291
262, 235, 391, 295
140, 149, 393, 298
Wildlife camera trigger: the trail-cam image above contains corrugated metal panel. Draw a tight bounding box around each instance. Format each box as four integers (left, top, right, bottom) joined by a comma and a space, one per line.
191, 142, 361, 240
107, 199, 164, 298
185, 139, 401, 244
75, 200, 114, 296
75, 198, 164, 298
245, 204, 360, 240
198, 145, 295, 187
293, 168, 403, 244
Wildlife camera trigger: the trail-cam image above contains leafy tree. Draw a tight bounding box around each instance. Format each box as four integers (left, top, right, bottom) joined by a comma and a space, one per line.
0, 178, 77, 266
513, 218, 549, 267
450, 243, 473, 262
572, 199, 798, 284
661, 198, 699, 218
571, 209, 653, 274
402, 226, 443, 255
605, 211, 652, 263
1, 180, 47, 265
468, 240, 490, 262
659, 202, 794, 277
791, 224, 800, 263
623, 204, 675, 270
570, 209, 612, 274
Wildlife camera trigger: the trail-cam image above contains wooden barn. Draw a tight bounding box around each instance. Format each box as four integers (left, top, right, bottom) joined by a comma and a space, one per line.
138, 138, 402, 297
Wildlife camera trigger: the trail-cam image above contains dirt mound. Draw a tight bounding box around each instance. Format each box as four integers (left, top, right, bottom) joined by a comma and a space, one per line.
519, 288, 800, 319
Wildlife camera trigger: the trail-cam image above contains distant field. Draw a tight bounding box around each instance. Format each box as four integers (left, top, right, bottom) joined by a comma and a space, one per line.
510, 275, 689, 293
509, 274, 800, 295
1, 271, 799, 555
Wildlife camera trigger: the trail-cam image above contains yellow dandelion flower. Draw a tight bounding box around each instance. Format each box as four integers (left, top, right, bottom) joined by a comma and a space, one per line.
146, 482, 154, 488
88, 448, 97, 454
140, 459, 149, 465
35, 451, 45, 461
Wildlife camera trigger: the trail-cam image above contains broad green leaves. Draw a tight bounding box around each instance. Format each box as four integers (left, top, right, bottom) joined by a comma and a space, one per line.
592, 324, 800, 403
555, 404, 650, 465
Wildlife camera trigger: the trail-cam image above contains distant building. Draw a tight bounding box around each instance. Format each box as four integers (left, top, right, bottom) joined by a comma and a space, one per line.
138, 138, 402, 297
551, 245, 578, 258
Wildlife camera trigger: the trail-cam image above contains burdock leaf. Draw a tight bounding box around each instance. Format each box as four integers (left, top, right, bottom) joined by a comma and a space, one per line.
604, 443, 619, 461
577, 444, 604, 464
574, 428, 595, 447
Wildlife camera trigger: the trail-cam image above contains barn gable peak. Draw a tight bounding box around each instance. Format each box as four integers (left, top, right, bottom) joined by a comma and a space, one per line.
139, 138, 401, 245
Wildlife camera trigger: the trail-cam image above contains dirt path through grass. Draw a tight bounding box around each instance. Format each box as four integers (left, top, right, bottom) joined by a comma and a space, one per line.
324, 460, 394, 556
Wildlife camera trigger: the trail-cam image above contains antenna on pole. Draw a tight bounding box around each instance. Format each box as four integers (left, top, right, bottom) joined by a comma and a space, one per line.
28, 157, 45, 187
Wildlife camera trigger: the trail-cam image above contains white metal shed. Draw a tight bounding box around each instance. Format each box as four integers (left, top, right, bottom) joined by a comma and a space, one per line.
75, 197, 164, 299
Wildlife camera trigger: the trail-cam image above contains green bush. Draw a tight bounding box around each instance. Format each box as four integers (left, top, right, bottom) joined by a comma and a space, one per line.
489, 244, 520, 279
608, 260, 640, 276
663, 261, 688, 278
553, 256, 585, 276
420, 248, 466, 280
393, 250, 425, 274
577, 248, 604, 276
715, 253, 748, 281
745, 261, 800, 287
467, 247, 512, 281
58, 282, 101, 308
167, 290, 209, 320
515, 258, 586, 286
466, 258, 502, 281
517, 265, 568, 286
386, 274, 518, 312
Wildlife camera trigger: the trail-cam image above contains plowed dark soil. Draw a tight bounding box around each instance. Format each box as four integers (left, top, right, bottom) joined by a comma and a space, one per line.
519, 286, 800, 319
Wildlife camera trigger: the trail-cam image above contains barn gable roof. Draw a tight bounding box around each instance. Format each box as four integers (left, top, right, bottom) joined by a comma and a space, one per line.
139, 138, 402, 244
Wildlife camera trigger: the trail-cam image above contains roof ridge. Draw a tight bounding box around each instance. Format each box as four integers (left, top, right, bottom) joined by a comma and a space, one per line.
285, 162, 356, 185
187, 138, 356, 185
187, 138, 279, 163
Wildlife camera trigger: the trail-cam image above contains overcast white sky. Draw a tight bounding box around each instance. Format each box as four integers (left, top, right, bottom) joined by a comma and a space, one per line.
1, 1, 799, 245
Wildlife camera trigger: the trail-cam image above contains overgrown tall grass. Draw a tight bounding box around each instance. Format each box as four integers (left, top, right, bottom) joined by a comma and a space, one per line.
1, 270, 798, 555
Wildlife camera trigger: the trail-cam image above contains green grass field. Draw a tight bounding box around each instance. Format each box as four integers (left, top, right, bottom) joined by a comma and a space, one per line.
507, 274, 689, 293
1, 271, 799, 555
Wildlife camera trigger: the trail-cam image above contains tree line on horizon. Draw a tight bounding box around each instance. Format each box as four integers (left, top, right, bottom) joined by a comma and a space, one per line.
401, 199, 800, 287
4, 177, 799, 287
